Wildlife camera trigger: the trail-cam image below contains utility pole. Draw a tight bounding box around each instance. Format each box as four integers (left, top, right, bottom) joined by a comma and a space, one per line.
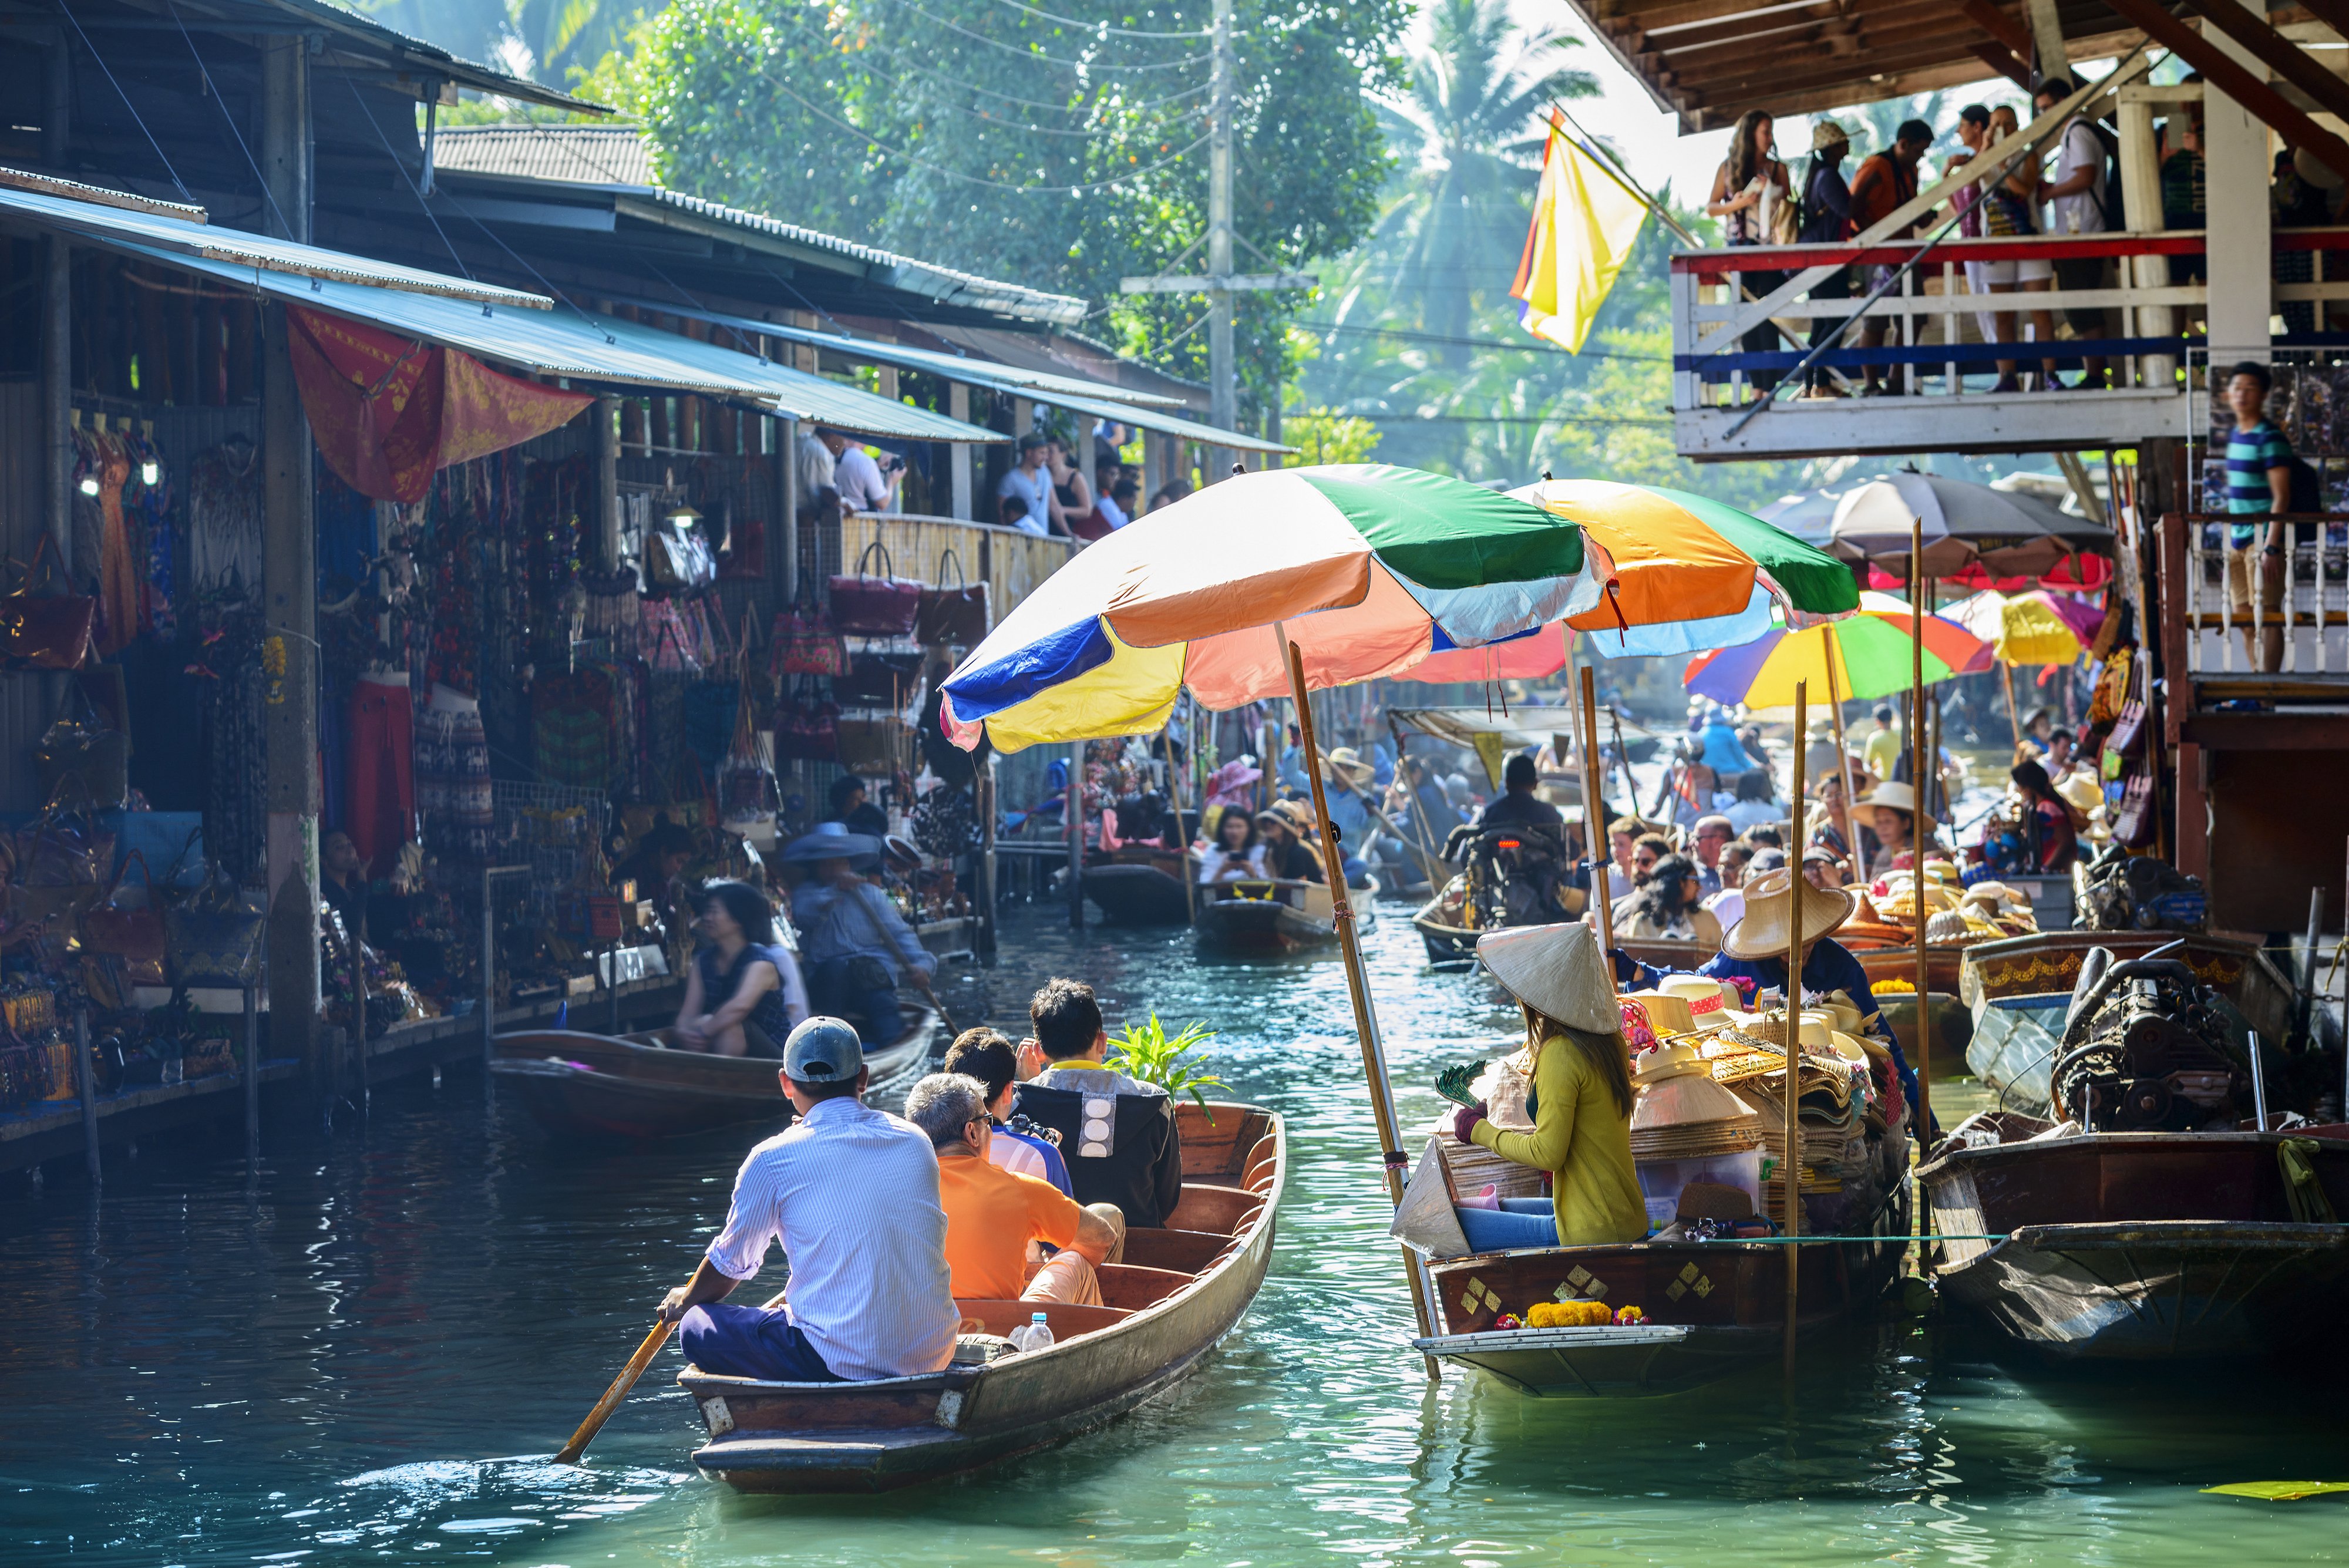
1121, 0, 1311, 479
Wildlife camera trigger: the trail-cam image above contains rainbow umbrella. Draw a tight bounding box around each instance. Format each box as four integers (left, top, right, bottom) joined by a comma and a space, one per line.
1944, 588, 2106, 665
1506, 479, 1859, 657
940, 465, 1601, 752
1684, 591, 1991, 707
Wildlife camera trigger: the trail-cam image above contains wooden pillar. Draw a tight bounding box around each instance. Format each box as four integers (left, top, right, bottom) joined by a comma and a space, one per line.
42, 237, 69, 571
2200, 6, 2273, 362
260, 36, 320, 1082
43, 34, 70, 167
949, 382, 974, 520
1012, 397, 1034, 439
2117, 88, 2176, 390
2025, 0, 2068, 84
780, 415, 799, 604
595, 395, 620, 570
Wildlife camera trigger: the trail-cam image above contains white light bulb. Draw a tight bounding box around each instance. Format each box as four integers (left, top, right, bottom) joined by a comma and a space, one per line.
141, 462, 160, 486
78, 476, 99, 496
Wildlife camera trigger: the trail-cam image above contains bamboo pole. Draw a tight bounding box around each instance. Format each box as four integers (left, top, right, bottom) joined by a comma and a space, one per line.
2002, 662, 2024, 752
1162, 720, 1197, 925
1910, 521, 1936, 1277
1574, 664, 1615, 956
1279, 629, 1438, 1376
1783, 681, 1808, 1377
1068, 739, 1086, 930
1825, 655, 1855, 858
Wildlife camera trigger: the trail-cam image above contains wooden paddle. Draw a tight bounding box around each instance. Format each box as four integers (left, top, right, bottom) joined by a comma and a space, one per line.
554, 1317, 678, 1464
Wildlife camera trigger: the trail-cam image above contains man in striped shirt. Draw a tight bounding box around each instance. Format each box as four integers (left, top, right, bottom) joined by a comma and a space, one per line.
658, 1017, 958, 1382
2223, 360, 2293, 672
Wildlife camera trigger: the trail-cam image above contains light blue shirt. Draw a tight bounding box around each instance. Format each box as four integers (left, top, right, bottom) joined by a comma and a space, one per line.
995, 465, 1051, 536
792, 879, 937, 984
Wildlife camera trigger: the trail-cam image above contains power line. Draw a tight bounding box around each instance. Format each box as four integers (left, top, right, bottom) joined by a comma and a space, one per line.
976, 0, 1209, 39
167, 2, 294, 238
880, 0, 1213, 70
58, 0, 193, 203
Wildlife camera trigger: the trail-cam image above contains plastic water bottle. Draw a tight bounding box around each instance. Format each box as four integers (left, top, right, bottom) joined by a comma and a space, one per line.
1011, 1311, 1054, 1352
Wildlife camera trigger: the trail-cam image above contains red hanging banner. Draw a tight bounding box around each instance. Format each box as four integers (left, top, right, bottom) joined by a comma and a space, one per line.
288, 306, 594, 502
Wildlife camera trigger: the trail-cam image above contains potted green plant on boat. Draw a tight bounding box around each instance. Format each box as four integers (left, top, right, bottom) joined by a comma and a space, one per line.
1108, 1013, 1226, 1119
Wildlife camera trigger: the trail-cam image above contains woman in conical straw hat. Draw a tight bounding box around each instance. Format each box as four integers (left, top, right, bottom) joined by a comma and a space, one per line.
1449, 923, 1648, 1250
1614, 866, 1923, 1132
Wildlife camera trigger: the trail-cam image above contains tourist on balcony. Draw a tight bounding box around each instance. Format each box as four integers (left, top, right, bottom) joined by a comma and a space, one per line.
2273, 149, 2335, 338
995, 432, 1061, 537
1951, 105, 2052, 395
1797, 120, 1856, 397
2162, 107, 2206, 289
1706, 109, 1793, 398
2223, 360, 2293, 672
2034, 78, 2114, 391
826, 429, 903, 517
1044, 436, 1095, 533
1849, 119, 1933, 395
1982, 103, 2063, 389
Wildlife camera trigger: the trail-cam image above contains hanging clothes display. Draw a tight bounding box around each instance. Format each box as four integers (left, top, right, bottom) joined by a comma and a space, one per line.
187, 436, 263, 598
348, 671, 418, 874
417, 684, 492, 862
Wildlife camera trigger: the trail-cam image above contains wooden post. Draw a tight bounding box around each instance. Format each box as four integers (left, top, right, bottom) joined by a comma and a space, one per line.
1782, 681, 1808, 1375
1067, 740, 1086, 929
42, 237, 69, 573
780, 416, 800, 605
1910, 520, 1936, 1169
75, 1004, 99, 1186
595, 396, 621, 571
977, 755, 998, 959
244, 979, 261, 1176
1163, 721, 1196, 924
1825, 654, 1855, 851
1574, 662, 1616, 957
481, 864, 498, 1072
948, 383, 974, 521
1278, 630, 1438, 1373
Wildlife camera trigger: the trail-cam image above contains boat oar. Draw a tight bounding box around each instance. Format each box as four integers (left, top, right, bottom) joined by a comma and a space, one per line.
554, 1316, 678, 1465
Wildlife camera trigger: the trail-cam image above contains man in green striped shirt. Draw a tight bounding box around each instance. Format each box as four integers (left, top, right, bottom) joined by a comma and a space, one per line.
2223, 361, 2291, 671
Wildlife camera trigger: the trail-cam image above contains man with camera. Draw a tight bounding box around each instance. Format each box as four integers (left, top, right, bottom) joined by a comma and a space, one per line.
822, 427, 904, 516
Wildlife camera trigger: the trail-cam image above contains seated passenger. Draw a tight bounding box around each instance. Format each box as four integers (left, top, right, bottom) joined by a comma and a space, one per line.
1011, 978, 1186, 1229
1611, 853, 1724, 946
659, 1018, 958, 1382
674, 880, 810, 1056
943, 1027, 1073, 1196
906, 1073, 1126, 1307
785, 823, 936, 1045
1196, 806, 1266, 885
1472, 754, 1567, 834
1253, 807, 1325, 884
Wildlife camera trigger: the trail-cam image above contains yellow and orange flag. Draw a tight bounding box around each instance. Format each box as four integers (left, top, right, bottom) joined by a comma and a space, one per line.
1510, 113, 1649, 352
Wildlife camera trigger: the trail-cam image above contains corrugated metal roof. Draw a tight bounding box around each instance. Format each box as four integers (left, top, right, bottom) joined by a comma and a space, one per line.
0, 184, 547, 310
0, 166, 207, 223
433, 127, 655, 187
252, 0, 604, 114
601, 296, 1290, 452
110, 241, 1005, 443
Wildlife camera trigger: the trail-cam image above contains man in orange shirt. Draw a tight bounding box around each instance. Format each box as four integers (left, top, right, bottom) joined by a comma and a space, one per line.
905, 1074, 1126, 1305
1846, 118, 1933, 395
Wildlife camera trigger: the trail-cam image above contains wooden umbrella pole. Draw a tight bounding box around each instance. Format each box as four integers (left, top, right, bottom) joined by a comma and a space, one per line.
1574, 663, 1615, 958
1280, 630, 1438, 1374
1825, 655, 1855, 856
2002, 662, 2023, 752
1783, 680, 1809, 1378
1162, 719, 1197, 925
1910, 521, 1936, 1280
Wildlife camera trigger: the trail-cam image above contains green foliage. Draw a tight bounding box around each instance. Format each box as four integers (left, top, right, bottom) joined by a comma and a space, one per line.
1283, 406, 1382, 466
1106, 1014, 1226, 1116
590, 0, 1409, 418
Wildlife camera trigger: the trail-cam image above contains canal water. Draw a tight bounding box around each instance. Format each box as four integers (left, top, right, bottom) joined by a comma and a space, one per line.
6, 903, 2347, 1567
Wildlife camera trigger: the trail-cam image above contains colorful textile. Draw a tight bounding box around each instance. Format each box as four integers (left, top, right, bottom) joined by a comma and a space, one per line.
346, 674, 417, 873
287, 306, 593, 503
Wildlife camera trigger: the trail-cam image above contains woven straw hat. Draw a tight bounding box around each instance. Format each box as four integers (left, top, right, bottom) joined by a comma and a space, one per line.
1475, 923, 1621, 1034
1721, 866, 1856, 959
1857, 780, 1934, 822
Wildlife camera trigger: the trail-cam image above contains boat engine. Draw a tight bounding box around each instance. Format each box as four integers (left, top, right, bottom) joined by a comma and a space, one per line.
2073, 844, 2207, 932
2051, 947, 2255, 1132
1441, 820, 1571, 928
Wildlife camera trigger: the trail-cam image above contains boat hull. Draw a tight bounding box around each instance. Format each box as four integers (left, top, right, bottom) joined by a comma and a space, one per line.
681, 1102, 1284, 1491
1194, 881, 1373, 952
1412, 907, 1478, 968
1920, 1123, 2349, 1360
1082, 862, 1194, 926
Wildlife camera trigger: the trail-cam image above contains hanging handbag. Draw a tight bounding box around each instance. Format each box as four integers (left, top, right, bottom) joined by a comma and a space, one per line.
836, 716, 910, 775
834, 648, 925, 709
2112, 765, 2159, 850
773, 678, 841, 763
34, 708, 130, 808
641, 598, 702, 674
915, 549, 991, 647
828, 542, 923, 637
0, 534, 97, 671
166, 868, 267, 986
773, 592, 846, 677
2104, 698, 2147, 759
9, 783, 110, 931
80, 848, 169, 987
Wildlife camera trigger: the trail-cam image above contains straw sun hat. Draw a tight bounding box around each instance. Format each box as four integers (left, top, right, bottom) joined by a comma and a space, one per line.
1857, 780, 1936, 822
1721, 866, 1856, 960
1474, 923, 1621, 1034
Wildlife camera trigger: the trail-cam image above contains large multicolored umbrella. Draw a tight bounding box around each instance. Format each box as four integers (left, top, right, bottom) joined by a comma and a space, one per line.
1944, 588, 2106, 666
1394, 621, 1570, 683
1506, 479, 1860, 657
939, 465, 1602, 752
1684, 591, 1991, 708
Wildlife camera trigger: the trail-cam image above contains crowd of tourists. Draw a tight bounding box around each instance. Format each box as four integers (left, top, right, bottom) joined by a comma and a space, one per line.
792, 415, 1182, 542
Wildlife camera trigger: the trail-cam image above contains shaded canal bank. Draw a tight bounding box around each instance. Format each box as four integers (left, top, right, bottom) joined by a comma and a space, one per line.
6, 904, 2348, 1566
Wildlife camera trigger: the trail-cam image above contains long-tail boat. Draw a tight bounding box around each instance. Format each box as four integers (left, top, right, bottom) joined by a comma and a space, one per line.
1195, 877, 1374, 953
489, 1007, 938, 1140
1081, 847, 1196, 926
679, 1100, 1282, 1491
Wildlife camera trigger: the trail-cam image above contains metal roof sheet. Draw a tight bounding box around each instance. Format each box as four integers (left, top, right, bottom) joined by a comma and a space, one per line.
110, 241, 1004, 443
0, 183, 548, 309
432, 126, 657, 187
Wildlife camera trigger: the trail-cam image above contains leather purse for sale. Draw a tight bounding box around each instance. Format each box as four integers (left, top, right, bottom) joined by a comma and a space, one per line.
829, 543, 922, 637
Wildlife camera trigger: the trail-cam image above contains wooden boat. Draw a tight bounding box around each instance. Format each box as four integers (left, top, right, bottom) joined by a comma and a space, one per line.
1082, 849, 1196, 926
1919, 1113, 2349, 1360
679, 1099, 1283, 1492
1847, 941, 1967, 997
490, 1005, 938, 1140
1413, 901, 1479, 968
1413, 1186, 1911, 1395
1194, 877, 1375, 953
1959, 930, 2297, 1116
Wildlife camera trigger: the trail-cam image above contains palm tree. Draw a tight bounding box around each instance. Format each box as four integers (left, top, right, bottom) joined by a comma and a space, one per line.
1374, 0, 1597, 366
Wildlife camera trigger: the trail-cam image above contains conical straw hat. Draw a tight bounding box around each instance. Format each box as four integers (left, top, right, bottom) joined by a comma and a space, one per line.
1475, 922, 1620, 1034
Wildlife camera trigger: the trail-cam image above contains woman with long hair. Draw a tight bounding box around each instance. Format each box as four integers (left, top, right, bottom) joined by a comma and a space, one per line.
1196, 805, 1266, 884
1254, 805, 1325, 884
1614, 852, 1724, 946
2010, 759, 2081, 872
1449, 923, 1647, 1249
1706, 109, 1793, 398
673, 879, 809, 1057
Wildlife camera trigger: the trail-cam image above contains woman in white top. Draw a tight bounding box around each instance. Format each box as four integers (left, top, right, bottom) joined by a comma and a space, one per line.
1195, 806, 1266, 884
1705, 110, 1793, 399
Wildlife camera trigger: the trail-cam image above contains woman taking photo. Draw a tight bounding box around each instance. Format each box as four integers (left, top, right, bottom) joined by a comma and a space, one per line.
1196, 806, 1266, 884
1614, 852, 1724, 946
673, 880, 809, 1058
1254, 805, 1326, 884
1449, 923, 1647, 1249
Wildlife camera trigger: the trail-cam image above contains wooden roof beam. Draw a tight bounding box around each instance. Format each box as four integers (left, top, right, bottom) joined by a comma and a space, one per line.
1961, 0, 2037, 54
2168, 0, 2349, 125
1971, 37, 2038, 86
1653, 0, 1954, 58
2100, 0, 2349, 181
1665, 18, 2022, 88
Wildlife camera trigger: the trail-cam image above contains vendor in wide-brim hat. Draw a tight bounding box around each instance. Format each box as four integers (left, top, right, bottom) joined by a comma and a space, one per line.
779, 820, 885, 870
1448, 924, 1648, 1249
1614, 867, 1925, 1131
1855, 779, 1934, 878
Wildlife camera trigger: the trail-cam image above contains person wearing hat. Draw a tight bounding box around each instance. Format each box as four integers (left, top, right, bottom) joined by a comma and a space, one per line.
1310, 745, 1386, 883
674, 879, 809, 1057
1254, 803, 1326, 883
1857, 779, 1930, 877
657, 1017, 960, 1383
1616, 867, 1922, 1126
1449, 924, 1647, 1249
785, 824, 935, 1042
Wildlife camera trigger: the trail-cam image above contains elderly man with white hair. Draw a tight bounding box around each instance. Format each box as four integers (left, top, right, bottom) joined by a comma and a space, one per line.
903, 1073, 1125, 1307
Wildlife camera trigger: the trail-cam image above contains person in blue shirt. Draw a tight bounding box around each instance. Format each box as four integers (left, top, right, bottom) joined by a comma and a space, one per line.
1697, 711, 1766, 776
2222, 359, 2293, 672
943, 1029, 1074, 1197
1613, 867, 1924, 1130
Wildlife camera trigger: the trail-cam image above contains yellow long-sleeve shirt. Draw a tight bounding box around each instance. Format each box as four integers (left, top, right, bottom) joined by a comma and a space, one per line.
1469, 1034, 1648, 1246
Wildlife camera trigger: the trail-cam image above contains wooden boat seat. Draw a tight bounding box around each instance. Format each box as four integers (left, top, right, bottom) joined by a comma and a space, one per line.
1096, 1263, 1196, 1311
1120, 1226, 1231, 1274
1176, 1105, 1277, 1180
951, 1300, 1130, 1342
1163, 1183, 1263, 1236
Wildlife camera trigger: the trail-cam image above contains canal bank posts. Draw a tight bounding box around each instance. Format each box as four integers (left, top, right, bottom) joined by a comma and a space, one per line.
1278, 630, 1441, 1370
1783, 682, 1809, 1377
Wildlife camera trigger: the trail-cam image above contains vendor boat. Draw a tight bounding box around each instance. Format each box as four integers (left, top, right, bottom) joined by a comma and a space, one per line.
1081, 848, 1196, 926
489, 1004, 939, 1140
1195, 877, 1375, 953
1919, 1113, 2349, 1360
679, 1100, 1283, 1492
1412, 901, 1479, 968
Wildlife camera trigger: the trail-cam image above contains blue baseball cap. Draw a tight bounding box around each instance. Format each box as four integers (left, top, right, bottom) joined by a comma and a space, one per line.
785, 1017, 864, 1082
